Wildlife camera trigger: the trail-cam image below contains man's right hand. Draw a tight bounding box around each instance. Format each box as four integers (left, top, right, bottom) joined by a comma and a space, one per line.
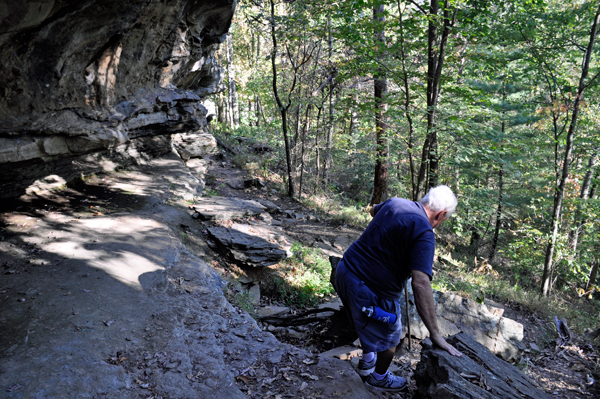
431, 333, 462, 357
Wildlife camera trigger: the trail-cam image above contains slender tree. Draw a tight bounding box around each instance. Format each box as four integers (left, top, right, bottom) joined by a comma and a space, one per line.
415, 0, 457, 199
371, 2, 389, 205
541, 4, 600, 297
269, 0, 295, 197
226, 33, 240, 128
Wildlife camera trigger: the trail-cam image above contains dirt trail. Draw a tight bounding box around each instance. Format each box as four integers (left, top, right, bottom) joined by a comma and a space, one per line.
0, 152, 371, 399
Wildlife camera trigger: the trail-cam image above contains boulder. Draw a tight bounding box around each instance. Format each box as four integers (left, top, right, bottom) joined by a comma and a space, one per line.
257, 306, 290, 318
400, 288, 525, 361
186, 158, 209, 179
172, 132, 218, 160
414, 333, 551, 399
207, 224, 291, 267
244, 177, 266, 188
192, 196, 266, 220
255, 199, 281, 213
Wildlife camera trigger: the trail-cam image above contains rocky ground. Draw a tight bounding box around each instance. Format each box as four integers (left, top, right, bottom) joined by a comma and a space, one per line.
1, 146, 599, 398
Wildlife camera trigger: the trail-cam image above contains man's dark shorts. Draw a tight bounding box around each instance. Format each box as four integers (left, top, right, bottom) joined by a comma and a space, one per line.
335, 259, 403, 353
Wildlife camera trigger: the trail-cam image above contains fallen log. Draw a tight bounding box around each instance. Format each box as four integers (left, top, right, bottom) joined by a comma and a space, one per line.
260, 307, 340, 327
414, 332, 551, 399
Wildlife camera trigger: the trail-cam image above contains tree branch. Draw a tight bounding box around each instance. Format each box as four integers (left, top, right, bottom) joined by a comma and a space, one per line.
407, 0, 427, 14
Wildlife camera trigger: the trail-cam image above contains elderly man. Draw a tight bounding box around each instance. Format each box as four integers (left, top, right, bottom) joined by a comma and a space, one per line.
335, 185, 462, 392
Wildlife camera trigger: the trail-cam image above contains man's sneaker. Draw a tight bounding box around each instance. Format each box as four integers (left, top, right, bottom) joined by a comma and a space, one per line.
357, 355, 377, 377
364, 372, 408, 392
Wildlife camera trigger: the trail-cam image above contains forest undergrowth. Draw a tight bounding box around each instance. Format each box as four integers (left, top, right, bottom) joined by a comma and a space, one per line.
214, 128, 600, 340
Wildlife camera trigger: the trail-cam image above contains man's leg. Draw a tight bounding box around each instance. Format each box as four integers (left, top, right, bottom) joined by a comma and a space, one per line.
374, 346, 395, 375
357, 351, 376, 377
365, 346, 407, 392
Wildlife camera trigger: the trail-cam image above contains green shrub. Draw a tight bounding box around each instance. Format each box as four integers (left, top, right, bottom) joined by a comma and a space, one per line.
262, 242, 334, 308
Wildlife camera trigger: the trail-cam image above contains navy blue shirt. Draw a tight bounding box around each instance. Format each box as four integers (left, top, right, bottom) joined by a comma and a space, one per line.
342, 198, 435, 300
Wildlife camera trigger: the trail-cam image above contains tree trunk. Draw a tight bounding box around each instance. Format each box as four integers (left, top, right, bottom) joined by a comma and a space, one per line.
371, 4, 388, 206
490, 156, 504, 261
255, 32, 261, 127
323, 16, 335, 190
415, 0, 457, 199
299, 104, 312, 196
349, 92, 359, 136
569, 149, 598, 251
587, 261, 599, 291
269, 0, 295, 197
314, 105, 322, 194
397, 2, 417, 200
217, 91, 225, 125
541, 4, 600, 297
226, 33, 239, 128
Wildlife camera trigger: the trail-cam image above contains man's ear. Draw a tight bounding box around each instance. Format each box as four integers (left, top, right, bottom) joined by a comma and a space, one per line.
435, 210, 447, 221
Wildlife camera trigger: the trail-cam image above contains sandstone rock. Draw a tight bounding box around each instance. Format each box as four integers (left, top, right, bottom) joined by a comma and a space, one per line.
173, 132, 218, 160
24, 175, 67, 196
186, 158, 209, 178
246, 284, 261, 306
287, 329, 307, 340
255, 199, 281, 213
319, 346, 363, 361
319, 298, 343, 312
207, 224, 291, 267
530, 342, 540, 352
257, 306, 290, 318
257, 212, 272, 223
192, 196, 266, 220
318, 298, 343, 317
415, 333, 551, 399
0, 0, 235, 197
401, 288, 524, 361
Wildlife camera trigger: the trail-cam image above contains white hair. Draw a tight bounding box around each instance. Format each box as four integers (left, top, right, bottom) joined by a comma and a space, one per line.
420, 185, 458, 216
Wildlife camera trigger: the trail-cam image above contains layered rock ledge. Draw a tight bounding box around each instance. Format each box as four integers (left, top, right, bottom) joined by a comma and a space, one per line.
0, 0, 235, 197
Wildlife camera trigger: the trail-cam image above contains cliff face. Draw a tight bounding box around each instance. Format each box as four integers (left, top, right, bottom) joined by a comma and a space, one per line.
0, 0, 236, 197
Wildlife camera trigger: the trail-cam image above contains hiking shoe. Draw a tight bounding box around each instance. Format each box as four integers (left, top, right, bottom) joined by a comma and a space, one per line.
357, 355, 377, 377
364, 372, 408, 392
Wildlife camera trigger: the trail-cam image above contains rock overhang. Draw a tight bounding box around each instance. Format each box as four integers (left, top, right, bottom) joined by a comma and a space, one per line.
0, 0, 236, 198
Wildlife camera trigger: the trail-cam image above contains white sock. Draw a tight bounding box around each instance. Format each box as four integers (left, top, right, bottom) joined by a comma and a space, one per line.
362, 352, 375, 362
